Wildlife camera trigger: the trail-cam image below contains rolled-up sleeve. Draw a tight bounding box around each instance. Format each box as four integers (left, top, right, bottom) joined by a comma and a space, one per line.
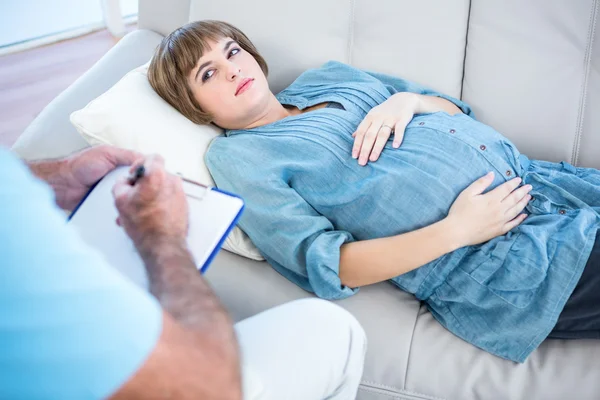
206, 142, 358, 300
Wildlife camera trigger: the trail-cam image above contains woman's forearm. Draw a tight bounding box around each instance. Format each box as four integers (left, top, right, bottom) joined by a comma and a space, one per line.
339, 218, 462, 288
415, 94, 463, 115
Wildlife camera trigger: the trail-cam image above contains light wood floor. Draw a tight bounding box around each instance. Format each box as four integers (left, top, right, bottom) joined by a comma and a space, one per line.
0, 27, 134, 148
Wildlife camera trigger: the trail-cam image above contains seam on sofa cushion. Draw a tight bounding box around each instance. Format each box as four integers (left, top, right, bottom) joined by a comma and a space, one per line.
572, 0, 598, 166
360, 381, 448, 400
459, 0, 472, 100
402, 303, 422, 389
346, 0, 356, 65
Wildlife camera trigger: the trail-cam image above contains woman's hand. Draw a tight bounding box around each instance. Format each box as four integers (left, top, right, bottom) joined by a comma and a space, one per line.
445, 172, 532, 247
352, 92, 419, 166
351, 93, 463, 166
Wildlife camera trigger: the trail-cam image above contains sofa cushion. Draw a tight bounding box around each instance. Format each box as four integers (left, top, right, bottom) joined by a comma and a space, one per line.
350, 0, 470, 100
407, 304, 600, 399
579, 4, 600, 169
462, 0, 600, 169
202, 250, 600, 400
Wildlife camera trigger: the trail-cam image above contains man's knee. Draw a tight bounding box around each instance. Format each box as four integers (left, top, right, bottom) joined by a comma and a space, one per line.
236, 298, 367, 400
288, 298, 367, 351
291, 298, 367, 397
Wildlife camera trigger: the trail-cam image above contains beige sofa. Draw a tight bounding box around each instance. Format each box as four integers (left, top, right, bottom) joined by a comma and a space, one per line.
13, 0, 600, 399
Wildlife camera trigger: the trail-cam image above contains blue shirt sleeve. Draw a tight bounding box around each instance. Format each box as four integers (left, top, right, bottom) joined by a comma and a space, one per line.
0, 149, 163, 400
206, 140, 358, 300
362, 67, 475, 117
281, 60, 474, 117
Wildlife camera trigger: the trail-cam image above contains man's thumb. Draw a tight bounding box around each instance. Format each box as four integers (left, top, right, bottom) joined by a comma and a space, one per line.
112, 179, 132, 203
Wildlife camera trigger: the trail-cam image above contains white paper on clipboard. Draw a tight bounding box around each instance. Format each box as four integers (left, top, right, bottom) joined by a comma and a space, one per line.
68, 166, 244, 288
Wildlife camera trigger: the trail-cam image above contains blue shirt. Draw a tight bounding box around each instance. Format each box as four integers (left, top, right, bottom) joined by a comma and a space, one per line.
206, 61, 600, 363
0, 148, 162, 399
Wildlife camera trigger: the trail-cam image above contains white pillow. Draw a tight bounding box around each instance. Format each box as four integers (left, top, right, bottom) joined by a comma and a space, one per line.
70, 62, 264, 261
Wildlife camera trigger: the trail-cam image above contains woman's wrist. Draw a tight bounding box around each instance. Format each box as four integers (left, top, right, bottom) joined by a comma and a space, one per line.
390, 92, 421, 113
414, 94, 462, 115
436, 217, 467, 253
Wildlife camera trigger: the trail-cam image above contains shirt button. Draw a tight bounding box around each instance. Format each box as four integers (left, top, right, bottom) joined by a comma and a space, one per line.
419, 122, 425, 126
559, 209, 566, 215
480, 145, 486, 151
449, 129, 456, 133
505, 170, 512, 177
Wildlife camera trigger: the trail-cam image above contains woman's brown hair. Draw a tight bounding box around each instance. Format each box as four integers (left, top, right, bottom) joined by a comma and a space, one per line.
148, 20, 268, 124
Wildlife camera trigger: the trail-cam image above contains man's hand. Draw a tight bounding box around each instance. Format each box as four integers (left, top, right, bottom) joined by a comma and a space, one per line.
112, 155, 189, 251
29, 145, 142, 211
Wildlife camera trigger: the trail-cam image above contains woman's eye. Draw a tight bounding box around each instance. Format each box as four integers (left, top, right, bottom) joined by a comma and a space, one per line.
201, 48, 240, 82
202, 69, 214, 82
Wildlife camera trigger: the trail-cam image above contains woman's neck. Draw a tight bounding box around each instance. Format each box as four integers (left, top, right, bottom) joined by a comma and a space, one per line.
242, 94, 294, 130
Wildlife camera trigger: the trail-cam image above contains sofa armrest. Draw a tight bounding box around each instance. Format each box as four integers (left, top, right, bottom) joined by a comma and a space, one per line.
12, 29, 164, 160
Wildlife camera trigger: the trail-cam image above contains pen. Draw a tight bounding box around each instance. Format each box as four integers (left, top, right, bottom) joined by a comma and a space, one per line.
128, 165, 146, 185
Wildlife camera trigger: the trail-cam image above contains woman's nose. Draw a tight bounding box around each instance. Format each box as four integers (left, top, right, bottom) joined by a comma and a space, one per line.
227, 63, 241, 81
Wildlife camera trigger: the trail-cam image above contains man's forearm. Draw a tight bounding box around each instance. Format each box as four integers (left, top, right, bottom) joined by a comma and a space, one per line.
137, 236, 241, 392
339, 218, 462, 288
138, 236, 235, 333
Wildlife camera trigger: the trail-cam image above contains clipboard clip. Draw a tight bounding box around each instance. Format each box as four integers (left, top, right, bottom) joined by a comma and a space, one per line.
178, 174, 213, 202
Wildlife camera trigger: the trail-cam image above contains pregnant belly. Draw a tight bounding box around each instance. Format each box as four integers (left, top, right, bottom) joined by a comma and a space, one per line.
307, 127, 516, 240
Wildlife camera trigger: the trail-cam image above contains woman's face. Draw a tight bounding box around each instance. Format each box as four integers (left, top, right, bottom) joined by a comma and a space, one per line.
187, 37, 270, 129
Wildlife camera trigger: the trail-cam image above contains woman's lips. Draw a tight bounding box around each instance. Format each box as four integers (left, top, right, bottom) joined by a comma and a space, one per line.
235, 78, 254, 96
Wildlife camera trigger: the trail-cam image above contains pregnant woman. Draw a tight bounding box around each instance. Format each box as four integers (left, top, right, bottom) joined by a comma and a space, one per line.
148, 20, 600, 363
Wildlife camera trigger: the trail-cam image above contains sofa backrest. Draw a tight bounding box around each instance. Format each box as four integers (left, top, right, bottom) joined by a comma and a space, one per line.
139, 0, 599, 168
462, 0, 599, 168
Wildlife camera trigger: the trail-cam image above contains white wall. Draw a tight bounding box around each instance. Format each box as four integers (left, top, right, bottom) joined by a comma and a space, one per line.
0, 0, 138, 48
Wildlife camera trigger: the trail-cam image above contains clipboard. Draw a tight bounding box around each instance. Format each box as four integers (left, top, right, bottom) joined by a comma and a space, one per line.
68, 166, 244, 283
